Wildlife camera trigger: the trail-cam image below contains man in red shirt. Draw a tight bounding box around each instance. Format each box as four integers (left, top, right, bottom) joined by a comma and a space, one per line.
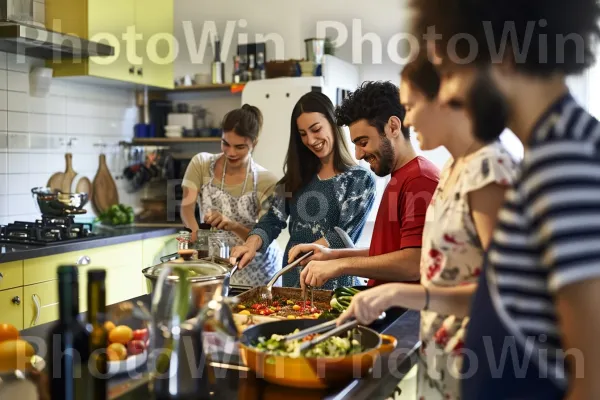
290, 81, 440, 288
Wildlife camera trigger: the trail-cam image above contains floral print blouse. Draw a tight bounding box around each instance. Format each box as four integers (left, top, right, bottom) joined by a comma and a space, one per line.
418, 141, 519, 400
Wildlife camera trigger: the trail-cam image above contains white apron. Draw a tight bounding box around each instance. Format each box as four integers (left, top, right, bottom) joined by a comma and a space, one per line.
199, 154, 282, 286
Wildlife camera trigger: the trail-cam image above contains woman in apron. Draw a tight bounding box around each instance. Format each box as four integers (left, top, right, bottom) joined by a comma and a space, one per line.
181, 104, 283, 286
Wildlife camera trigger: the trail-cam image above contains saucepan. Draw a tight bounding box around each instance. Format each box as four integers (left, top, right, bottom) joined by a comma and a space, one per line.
239, 318, 397, 389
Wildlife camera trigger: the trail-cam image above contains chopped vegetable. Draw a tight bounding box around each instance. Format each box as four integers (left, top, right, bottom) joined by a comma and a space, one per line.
254, 329, 364, 358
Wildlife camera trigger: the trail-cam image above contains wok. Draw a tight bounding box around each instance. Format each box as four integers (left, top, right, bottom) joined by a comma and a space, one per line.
239, 318, 397, 389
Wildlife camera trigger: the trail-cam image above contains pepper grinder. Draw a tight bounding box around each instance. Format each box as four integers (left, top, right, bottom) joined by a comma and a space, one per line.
211, 35, 225, 84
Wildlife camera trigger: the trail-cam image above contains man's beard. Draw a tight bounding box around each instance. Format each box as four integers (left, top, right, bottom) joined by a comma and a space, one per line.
375, 136, 395, 177
467, 70, 509, 143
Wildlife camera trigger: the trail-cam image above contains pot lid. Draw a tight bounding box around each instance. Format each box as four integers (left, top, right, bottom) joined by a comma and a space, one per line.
143, 259, 231, 282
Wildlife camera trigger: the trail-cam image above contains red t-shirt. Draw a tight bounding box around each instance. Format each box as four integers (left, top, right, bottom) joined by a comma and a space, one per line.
367, 156, 440, 287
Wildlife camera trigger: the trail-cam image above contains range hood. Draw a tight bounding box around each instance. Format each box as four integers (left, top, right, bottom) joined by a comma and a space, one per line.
0, 19, 114, 59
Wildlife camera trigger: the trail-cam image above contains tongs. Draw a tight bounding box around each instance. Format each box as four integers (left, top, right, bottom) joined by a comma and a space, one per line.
287, 312, 386, 352
260, 251, 314, 301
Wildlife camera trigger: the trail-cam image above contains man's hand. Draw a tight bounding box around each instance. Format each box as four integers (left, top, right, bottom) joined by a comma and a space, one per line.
204, 210, 236, 231
288, 243, 336, 266
300, 259, 345, 290
337, 284, 401, 326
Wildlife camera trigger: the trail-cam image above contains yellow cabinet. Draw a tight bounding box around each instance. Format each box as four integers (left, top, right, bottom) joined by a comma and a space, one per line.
0, 287, 24, 330
46, 0, 174, 88
24, 281, 59, 329
0, 261, 23, 291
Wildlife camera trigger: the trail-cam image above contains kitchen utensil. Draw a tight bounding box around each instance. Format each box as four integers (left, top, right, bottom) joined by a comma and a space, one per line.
239, 318, 397, 389
142, 258, 234, 318
31, 187, 89, 216
46, 153, 74, 192
297, 313, 386, 353
334, 226, 355, 248
74, 176, 92, 199
91, 153, 119, 215
260, 251, 314, 301
305, 38, 326, 64
60, 153, 77, 193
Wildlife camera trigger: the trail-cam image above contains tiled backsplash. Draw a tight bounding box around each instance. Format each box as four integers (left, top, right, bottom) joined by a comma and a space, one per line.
0, 52, 138, 225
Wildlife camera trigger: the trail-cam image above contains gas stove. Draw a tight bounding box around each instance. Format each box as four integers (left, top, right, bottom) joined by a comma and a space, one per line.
0, 215, 96, 245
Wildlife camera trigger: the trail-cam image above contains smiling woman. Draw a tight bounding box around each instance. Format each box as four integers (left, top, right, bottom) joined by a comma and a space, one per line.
230, 92, 377, 289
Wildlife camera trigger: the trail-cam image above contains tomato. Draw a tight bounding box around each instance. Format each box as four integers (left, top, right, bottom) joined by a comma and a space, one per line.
132, 329, 148, 342
127, 340, 146, 356
272, 301, 279, 306
251, 304, 261, 310
305, 300, 311, 305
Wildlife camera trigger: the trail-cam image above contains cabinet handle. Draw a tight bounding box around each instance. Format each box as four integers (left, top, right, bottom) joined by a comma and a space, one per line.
77, 256, 91, 265
129, 66, 135, 74
137, 68, 143, 76
31, 294, 40, 327
11, 296, 20, 305
0, 272, 3, 281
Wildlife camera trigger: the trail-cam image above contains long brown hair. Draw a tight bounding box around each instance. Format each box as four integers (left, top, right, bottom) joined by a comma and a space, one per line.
280, 91, 356, 194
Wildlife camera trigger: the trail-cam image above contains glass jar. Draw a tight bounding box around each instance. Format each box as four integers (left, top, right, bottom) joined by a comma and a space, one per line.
176, 231, 195, 260
208, 231, 231, 260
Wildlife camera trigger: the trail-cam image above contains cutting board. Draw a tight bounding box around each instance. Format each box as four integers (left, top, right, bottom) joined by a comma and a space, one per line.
47, 153, 74, 192
92, 153, 119, 214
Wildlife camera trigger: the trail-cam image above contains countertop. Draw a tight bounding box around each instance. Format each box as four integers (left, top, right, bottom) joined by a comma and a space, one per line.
18, 293, 420, 400
0, 226, 179, 263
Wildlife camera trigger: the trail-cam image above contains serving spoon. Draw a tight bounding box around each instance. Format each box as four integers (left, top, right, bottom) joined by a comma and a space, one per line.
260, 251, 314, 302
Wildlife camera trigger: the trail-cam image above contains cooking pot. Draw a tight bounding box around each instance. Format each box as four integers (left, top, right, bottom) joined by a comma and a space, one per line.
142, 258, 234, 319
31, 187, 89, 216
239, 318, 397, 389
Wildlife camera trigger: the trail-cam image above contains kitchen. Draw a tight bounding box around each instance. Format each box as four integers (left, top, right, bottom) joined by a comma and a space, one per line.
0, 0, 598, 399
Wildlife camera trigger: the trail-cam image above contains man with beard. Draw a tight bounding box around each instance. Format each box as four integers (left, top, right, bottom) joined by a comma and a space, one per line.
288, 81, 439, 288
410, 0, 600, 398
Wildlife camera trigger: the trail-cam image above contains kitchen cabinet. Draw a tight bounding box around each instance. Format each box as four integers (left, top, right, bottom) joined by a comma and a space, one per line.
0, 261, 23, 291
0, 287, 24, 330
45, 0, 174, 89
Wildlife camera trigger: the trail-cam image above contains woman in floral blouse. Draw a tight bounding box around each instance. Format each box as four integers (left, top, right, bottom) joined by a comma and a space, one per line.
338, 56, 519, 399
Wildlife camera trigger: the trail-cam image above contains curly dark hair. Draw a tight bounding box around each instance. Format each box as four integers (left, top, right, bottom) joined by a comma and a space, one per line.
400, 54, 440, 100
410, 0, 600, 76
335, 81, 410, 139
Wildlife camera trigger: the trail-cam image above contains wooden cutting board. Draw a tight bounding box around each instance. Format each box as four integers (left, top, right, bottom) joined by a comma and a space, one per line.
47, 153, 73, 192
61, 153, 77, 193
92, 153, 119, 214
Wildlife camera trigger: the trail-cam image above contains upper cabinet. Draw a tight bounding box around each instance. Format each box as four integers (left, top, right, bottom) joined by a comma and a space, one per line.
45, 0, 174, 89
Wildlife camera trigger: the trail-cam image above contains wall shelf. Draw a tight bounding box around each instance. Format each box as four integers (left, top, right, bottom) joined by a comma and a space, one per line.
154, 83, 246, 94
130, 137, 221, 144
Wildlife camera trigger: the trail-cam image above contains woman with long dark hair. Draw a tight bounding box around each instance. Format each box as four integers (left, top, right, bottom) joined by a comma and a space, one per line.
230, 91, 376, 289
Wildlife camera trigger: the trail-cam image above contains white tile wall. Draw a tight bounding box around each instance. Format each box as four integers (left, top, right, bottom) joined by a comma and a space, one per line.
0, 53, 138, 222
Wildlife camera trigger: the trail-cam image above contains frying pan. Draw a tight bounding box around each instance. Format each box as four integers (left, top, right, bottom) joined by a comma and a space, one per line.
239, 318, 397, 389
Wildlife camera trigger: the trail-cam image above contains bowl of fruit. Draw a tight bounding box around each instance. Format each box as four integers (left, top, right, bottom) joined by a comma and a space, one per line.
104, 321, 149, 377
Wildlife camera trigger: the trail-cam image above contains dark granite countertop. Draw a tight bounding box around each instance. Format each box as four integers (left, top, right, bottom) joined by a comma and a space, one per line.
0, 226, 179, 263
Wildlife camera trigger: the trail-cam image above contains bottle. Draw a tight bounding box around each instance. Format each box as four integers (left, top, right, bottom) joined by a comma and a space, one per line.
248, 54, 256, 81
88, 269, 108, 400
256, 52, 266, 80
232, 55, 241, 84
211, 35, 225, 84
48, 265, 91, 400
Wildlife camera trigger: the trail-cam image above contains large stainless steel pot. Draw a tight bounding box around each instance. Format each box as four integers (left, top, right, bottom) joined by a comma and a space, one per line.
142, 258, 234, 318
31, 187, 89, 216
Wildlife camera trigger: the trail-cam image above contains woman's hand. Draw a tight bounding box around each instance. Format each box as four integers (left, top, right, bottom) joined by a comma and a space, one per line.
337, 284, 402, 326
205, 210, 236, 231
230, 236, 263, 269
288, 243, 336, 266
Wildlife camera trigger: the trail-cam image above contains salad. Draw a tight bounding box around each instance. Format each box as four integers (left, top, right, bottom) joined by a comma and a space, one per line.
254, 329, 364, 358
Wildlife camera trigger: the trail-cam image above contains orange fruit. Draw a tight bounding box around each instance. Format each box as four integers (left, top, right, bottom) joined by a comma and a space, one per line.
108, 325, 133, 345
107, 343, 127, 362
0, 339, 35, 372
104, 321, 116, 332
0, 324, 19, 343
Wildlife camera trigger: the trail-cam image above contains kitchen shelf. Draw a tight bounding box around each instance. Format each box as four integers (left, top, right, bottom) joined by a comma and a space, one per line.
155, 83, 246, 94
130, 137, 221, 144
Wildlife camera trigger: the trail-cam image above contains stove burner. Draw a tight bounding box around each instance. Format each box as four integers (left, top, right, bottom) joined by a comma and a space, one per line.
0, 214, 96, 245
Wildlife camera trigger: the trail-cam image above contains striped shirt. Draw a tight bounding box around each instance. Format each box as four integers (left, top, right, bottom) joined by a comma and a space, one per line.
487, 92, 600, 388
